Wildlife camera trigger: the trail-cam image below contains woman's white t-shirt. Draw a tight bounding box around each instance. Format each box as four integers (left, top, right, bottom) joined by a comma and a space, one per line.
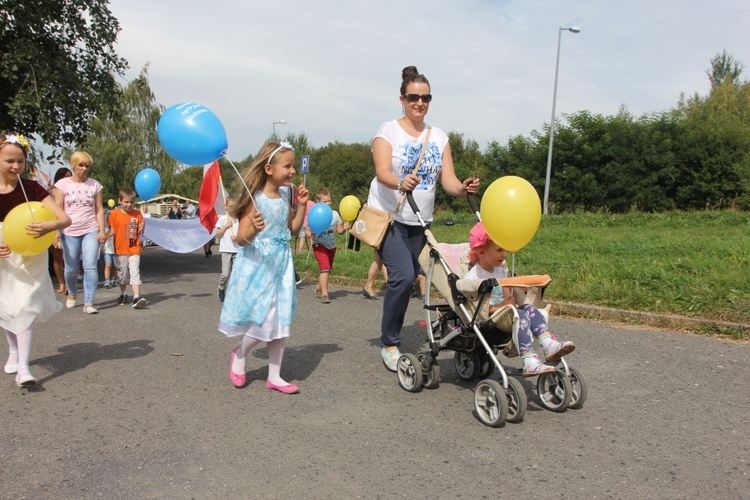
367, 119, 449, 225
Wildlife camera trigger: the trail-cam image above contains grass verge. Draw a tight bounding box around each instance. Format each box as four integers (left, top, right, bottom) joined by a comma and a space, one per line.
293, 210, 750, 340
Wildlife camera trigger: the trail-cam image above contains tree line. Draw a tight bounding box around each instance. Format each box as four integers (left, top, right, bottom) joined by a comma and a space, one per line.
2, 0, 747, 213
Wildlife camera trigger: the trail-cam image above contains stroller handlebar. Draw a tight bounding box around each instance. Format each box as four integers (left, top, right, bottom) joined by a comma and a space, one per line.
406, 192, 419, 215
467, 192, 479, 215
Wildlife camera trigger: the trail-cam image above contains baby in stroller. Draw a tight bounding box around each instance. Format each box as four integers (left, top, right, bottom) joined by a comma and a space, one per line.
464, 222, 575, 377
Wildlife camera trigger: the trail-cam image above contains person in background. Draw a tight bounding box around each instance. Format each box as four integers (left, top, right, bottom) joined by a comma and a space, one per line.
141, 204, 152, 247
305, 188, 348, 304
168, 198, 183, 219
362, 253, 387, 300
54, 151, 106, 315
106, 188, 147, 309
215, 196, 239, 302
102, 203, 117, 288
49, 167, 72, 293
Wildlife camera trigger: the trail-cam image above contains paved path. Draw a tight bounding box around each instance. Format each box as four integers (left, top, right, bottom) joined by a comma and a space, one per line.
1, 246, 748, 498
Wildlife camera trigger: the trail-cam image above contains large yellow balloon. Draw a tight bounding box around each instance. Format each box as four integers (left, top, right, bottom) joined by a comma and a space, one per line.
107, 199, 115, 208
338, 195, 361, 222
480, 176, 541, 253
1, 201, 58, 256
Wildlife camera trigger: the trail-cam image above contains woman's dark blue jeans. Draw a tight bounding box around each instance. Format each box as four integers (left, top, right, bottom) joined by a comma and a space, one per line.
378, 221, 426, 347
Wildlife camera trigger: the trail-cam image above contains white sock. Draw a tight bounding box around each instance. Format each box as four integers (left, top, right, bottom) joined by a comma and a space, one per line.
267, 338, 288, 386
522, 353, 542, 368
539, 334, 557, 350
5, 329, 18, 369
233, 335, 261, 374
14, 328, 33, 378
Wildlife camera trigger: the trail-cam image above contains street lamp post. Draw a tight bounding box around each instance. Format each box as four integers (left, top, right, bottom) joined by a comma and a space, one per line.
272, 120, 287, 138
543, 26, 580, 215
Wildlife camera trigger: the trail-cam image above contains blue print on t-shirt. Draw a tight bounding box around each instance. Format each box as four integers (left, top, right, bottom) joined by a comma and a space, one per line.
397, 141, 442, 190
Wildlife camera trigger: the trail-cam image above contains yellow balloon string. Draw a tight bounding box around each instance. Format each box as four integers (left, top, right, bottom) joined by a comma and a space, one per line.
15, 173, 37, 223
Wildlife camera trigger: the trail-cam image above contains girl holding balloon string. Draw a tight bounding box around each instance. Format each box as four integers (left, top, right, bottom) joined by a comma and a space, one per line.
0, 134, 71, 386
219, 141, 309, 395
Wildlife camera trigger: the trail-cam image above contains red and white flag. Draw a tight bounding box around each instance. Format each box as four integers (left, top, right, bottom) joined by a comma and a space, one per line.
198, 160, 225, 232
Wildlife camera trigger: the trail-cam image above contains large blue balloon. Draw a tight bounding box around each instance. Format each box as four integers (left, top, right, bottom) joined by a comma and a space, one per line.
157, 102, 228, 165
135, 168, 161, 201
307, 203, 333, 235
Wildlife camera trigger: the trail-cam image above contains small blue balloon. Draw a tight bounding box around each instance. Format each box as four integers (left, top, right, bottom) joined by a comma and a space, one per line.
307, 203, 333, 234
157, 102, 228, 165
135, 168, 161, 201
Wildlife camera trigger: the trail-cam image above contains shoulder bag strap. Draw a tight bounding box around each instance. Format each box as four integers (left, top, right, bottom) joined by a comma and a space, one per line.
394, 127, 431, 214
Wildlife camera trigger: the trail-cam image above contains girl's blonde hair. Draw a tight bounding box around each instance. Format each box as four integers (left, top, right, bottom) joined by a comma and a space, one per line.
69, 151, 93, 168
230, 141, 293, 219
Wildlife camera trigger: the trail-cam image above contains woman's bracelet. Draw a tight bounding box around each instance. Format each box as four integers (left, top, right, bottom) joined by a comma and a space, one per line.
397, 178, 405, 194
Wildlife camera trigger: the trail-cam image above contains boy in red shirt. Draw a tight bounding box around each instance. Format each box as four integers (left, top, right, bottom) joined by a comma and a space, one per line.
106, 188, 146, 308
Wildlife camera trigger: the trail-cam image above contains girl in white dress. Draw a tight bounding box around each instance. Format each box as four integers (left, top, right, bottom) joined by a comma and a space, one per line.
219, 141, 309, 394
0, 134, 71, 386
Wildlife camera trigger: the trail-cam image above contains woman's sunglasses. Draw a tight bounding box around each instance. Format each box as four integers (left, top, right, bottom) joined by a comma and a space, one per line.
402, 93, 433, 103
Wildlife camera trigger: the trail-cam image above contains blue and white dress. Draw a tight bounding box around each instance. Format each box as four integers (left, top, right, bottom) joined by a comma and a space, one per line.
219, 191, 296, 340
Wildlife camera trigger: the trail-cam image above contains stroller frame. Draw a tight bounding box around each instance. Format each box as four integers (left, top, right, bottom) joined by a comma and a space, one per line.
395, 194, 587, 427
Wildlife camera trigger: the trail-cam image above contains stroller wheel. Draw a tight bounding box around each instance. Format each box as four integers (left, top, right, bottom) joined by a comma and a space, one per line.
505, 377, 527, 423
453, 351, 481, 380
473, 379, 508, 427
397, 353, 423, 393
478, 352, 495, 379
417, 353, 440, 389
566, 365, 588, 409
536, 368, 573, 412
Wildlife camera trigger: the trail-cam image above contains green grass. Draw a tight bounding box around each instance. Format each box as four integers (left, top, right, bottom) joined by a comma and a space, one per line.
293, 211, 750, 339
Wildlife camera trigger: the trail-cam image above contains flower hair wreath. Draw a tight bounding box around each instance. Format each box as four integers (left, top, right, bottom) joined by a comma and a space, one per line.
2, 134, 30, 150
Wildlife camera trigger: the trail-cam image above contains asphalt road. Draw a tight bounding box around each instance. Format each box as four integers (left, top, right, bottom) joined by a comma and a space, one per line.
1, 246, 748, 499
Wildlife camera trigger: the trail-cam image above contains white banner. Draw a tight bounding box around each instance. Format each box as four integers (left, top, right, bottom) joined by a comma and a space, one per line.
143, 218, 216, 254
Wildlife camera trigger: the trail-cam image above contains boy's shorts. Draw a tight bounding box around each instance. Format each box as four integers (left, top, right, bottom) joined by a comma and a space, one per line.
115, 254, 142, 286
312, 244, 336, 273
103, 252, 115, 265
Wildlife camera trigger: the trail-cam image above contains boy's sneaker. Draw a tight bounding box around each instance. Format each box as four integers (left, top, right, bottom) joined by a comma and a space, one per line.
295, 272, 302, 286
218, 289, 225, 302
117, 294, 127, 306
103, 279, 112, 288
132, 296, 147, 309
380, 347, 400, 372
544, 341, 576, 363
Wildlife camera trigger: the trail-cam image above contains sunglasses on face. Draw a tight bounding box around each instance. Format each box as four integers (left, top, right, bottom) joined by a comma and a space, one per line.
402, 93, 432, 103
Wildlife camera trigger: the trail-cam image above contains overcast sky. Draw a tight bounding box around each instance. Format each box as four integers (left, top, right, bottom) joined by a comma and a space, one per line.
106, 0, 750, 162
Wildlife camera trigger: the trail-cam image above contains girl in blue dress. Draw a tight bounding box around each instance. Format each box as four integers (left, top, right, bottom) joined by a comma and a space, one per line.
219, 141, 309, 394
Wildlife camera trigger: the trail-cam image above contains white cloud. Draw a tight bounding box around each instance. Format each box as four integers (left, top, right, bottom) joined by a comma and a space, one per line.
108, 0, 750, 160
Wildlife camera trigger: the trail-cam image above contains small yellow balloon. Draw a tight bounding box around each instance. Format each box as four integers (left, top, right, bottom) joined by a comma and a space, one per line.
338, 195, 361, 222
480, 176, 541, 253
1, 201, 58, 256
107, 199, 115, 208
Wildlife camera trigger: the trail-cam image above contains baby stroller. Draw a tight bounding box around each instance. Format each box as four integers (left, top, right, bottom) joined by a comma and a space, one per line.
395, 194, 588, 427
